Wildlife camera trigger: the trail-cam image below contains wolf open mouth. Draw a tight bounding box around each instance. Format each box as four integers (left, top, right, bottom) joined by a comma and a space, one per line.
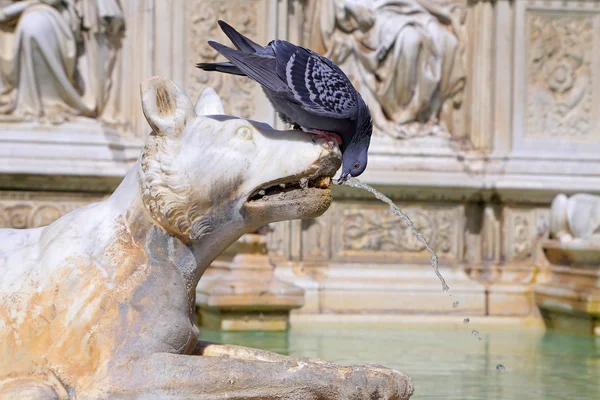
248, 175, 333, 203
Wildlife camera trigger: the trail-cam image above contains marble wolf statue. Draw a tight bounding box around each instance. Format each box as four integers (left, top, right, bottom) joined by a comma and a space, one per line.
0, 77, 413, 399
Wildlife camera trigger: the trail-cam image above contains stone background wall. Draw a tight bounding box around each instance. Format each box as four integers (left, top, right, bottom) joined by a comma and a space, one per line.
1, 0, 599, 321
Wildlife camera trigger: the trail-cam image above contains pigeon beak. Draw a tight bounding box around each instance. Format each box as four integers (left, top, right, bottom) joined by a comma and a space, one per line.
337, 172, 350, 185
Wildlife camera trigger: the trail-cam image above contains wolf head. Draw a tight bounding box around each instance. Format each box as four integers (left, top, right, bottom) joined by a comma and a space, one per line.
138, 77, 341, 242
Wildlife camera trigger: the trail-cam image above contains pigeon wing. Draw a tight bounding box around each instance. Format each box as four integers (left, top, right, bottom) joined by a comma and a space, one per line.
272, 41, 358, 120
208, 41, 292, 95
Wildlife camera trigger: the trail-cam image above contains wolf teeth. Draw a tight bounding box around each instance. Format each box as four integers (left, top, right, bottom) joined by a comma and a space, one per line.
299, 177, 309, 189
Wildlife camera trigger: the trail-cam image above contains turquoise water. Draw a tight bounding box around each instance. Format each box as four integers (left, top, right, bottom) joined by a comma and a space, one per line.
199, 324, 600, 399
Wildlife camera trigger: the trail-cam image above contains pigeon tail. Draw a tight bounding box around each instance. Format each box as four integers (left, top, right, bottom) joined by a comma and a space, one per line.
196, 61, 246, 77
218, 20, 264, 53
207, 40, 289, 94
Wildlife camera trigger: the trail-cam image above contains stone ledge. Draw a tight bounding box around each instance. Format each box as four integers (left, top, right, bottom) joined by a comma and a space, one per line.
0, 121, 142, 192
340, 138, 600, 203
289, 314, 546, 329
197, 308, 292, 331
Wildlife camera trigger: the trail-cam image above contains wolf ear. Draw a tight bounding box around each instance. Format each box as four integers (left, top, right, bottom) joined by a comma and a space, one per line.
194, 87, 225, 116
140, 76, 194, 137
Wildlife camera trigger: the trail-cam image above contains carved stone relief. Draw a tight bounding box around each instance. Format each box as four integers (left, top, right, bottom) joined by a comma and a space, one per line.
0, 0, 125, 123
187, 0, 261, 118
512, 214, 531, 261
504, 208, 550, 264
331, 203, 461, 261
0, 192, 101, 229
527, 13, 594, 139
304, 0, 467, 139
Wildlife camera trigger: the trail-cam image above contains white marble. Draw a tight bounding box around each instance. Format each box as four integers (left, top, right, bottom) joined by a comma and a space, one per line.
550, 194, 600, 244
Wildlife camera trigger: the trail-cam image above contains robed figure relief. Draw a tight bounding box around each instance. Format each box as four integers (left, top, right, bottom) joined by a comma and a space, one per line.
306, 0, 466, 138
0, 0, 124, 123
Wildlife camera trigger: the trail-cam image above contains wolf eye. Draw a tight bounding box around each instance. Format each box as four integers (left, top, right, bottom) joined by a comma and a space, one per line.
353, 162, 360, 169
236, 126, 253, 140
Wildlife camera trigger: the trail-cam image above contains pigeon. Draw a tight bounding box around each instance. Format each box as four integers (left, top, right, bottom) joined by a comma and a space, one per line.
196, 20, 372, 182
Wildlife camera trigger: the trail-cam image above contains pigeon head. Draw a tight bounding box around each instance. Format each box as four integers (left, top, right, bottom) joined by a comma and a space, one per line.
339, 100, 372, 183
340, 144, 368, 182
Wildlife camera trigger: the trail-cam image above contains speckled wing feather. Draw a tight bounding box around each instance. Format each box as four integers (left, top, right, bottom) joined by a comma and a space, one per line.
271, 40, 358, 120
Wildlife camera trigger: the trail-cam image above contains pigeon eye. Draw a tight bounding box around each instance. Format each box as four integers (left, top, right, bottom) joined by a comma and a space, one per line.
353, 162, 360, 169
236, 126, 253, 140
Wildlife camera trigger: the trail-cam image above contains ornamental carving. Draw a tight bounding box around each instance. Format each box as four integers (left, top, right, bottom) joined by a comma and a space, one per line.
527, 13, 594, 139
340, 207, 455, 254
512, 214, 531, 261
187, 0, 260, 118
0, 197, 95, 229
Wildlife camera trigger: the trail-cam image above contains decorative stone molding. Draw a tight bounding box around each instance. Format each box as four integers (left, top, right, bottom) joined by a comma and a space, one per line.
0, 192, 104, 229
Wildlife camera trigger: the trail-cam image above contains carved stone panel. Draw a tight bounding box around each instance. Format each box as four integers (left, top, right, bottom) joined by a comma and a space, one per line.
527, 13, 594, 139
513, 1, 600, 154
503, 206, 550, 264
330, 202, 463, 264
0, 192, 103, 229
187, 0, 270, 119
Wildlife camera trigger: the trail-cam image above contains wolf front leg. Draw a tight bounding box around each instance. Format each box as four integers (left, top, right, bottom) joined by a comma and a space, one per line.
106, 351, 414, 400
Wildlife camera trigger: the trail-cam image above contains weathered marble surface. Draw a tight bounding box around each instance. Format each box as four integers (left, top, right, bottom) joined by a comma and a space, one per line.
0, 77, 413, 399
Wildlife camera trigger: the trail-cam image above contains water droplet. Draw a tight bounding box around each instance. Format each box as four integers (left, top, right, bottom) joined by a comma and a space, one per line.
478, 337, 482, 341
430, 254, 438, 264
496, 364, 506, 373
452, 301, 459, 308
463, 318, 470, 324
471, 330, 479, 337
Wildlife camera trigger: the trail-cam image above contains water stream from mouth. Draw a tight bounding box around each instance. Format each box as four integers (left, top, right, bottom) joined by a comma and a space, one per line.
338, 177, 449, 293
337, 177, 506, 372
